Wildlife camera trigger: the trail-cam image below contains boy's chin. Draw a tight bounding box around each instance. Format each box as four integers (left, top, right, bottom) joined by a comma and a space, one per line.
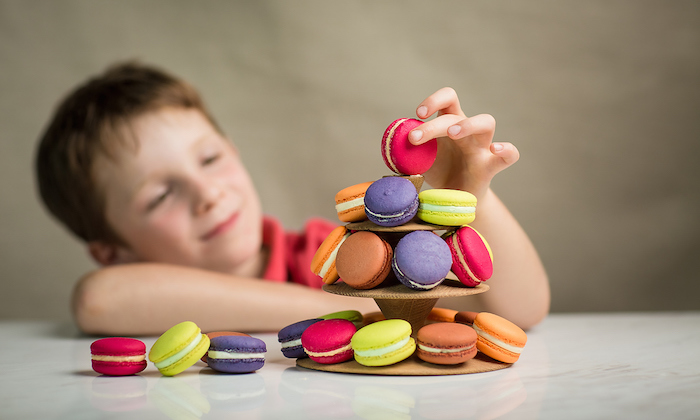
204, 244, 266, 277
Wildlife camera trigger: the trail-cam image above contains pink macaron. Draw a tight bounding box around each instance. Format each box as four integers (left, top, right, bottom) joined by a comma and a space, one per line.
445, 226, 493, 287
91, 337, 147, 376
381, 118, 437, 175
301, 319, 356, 364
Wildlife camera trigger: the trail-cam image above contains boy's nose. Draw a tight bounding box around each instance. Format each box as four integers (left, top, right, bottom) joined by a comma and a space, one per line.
193, 180, 224, 215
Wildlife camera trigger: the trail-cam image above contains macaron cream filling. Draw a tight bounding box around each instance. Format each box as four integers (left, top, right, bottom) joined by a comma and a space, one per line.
208, 350, 265, 360
280, 338, 302, 349
383, 118, 409, 173
154, 333, 203, 369
473, 324, 523, 354
392, 259, 440, 290
365, 205, 415, 221
304, 342, 353, 358
91, 354, 146, 362
354, 336, 411, 358
335, 197, 365, 213
318, 231, 351, 278
418, 203, 475, 214
417, 343, 475, 354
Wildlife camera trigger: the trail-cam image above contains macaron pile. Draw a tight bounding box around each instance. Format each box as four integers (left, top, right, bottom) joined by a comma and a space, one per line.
89, 321, 267, 377
312, 118, 494, 291
278, 308, 527, 367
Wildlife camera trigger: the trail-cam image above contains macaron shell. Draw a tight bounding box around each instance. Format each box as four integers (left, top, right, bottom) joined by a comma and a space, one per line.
319, 310, 364, 328
310, 226, 350, 284
416, 322, 478, 365
301, 319, 357, 364
336, 231, 393, 290
447, 226, 494, 287
207, 335, 266, 373
417, 189, 477, 226
149, 321, 210, 376
473, 313, 527, 363
335, 182, 372, 222
351, 319, 415, 367
381, 118, 437, 175
393, 231, 452, 290
364, 177, 419, 227
91, 359, 147, 377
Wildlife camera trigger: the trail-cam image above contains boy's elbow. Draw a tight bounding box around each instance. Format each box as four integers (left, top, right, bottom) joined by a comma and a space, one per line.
519, 279, 551, 331
72, 270, 116, 335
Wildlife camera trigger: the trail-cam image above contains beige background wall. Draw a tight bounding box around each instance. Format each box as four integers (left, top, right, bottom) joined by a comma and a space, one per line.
1, 1, 699, 323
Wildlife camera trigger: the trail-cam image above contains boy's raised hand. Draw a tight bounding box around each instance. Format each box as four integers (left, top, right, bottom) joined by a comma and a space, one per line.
407, 87, 519, 199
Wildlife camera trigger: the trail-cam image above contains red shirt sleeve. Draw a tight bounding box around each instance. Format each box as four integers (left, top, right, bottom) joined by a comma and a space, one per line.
262, 216, 338, 288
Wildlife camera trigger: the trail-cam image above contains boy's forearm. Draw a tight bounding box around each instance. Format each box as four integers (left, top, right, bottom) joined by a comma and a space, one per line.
73, 264, 378, 336
467, 189, 550, 330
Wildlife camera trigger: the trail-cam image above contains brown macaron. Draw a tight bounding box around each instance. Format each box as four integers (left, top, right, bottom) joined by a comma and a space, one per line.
336, 231, 393, 290
416, 322, 478, 365
455, 311, 479, 327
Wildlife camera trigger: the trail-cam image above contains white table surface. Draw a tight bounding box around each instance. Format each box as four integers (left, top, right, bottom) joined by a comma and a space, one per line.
2, 312, 699, 419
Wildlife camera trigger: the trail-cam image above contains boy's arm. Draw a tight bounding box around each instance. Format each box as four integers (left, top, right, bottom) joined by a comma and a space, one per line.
73, 263, 378, 336
410, 88, 550, 329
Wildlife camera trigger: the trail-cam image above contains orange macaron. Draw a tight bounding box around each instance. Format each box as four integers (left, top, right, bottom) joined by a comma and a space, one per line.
472, 313, 527, 363
311, 226, 351, 284
335, 182, 373, 223
427, 307, 458, 323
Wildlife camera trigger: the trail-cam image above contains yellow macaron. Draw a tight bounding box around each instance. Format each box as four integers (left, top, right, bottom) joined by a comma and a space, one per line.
417, 189, 477, 226
149, 321, 210, 376
351, 319, 415, 366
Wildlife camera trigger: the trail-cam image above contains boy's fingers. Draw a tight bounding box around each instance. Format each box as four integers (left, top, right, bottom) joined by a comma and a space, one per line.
416, 87, 465, 120
408, 114, 464, 145
490, 142, 520, 169
446, 114, 496, 147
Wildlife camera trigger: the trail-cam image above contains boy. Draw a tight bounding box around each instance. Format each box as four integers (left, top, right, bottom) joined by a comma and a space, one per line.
36, 62, 549, 335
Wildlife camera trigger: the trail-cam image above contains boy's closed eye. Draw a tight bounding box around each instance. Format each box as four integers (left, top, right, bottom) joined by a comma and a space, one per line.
201, 153, 221, 166
147, 186, 172, 211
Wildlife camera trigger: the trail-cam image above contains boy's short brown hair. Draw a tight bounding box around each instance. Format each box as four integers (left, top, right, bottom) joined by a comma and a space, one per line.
35, 61, 222, 244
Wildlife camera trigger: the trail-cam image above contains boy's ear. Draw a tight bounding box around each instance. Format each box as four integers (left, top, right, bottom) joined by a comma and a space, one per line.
88, 241, 138, 266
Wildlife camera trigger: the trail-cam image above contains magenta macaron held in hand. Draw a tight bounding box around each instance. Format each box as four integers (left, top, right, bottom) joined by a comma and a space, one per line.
381, 118, 437, 175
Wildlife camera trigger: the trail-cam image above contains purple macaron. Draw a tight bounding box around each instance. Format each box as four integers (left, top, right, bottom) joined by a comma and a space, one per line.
206, 335, 266, 373
278, 319, 323, 359
392, 231, 452, 290
364, 177, 419, 227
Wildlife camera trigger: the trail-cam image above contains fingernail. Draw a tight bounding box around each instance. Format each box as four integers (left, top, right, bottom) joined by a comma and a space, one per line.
409, 130, 423, 143
417, 106, 428, 118
492, 143, 504, 152
448, 125, 461, 137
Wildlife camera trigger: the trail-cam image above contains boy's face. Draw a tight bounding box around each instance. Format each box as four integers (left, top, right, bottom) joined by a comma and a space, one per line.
93, 107, 264, 276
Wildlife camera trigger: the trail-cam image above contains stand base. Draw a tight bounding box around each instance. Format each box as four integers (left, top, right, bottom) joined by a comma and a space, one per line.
296, 353, 510, 376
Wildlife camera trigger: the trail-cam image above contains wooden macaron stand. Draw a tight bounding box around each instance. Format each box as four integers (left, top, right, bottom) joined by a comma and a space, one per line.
296, 176, 512, 376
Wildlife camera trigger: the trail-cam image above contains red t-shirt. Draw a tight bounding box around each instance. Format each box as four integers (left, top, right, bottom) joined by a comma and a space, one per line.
261, 216, 338, 288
